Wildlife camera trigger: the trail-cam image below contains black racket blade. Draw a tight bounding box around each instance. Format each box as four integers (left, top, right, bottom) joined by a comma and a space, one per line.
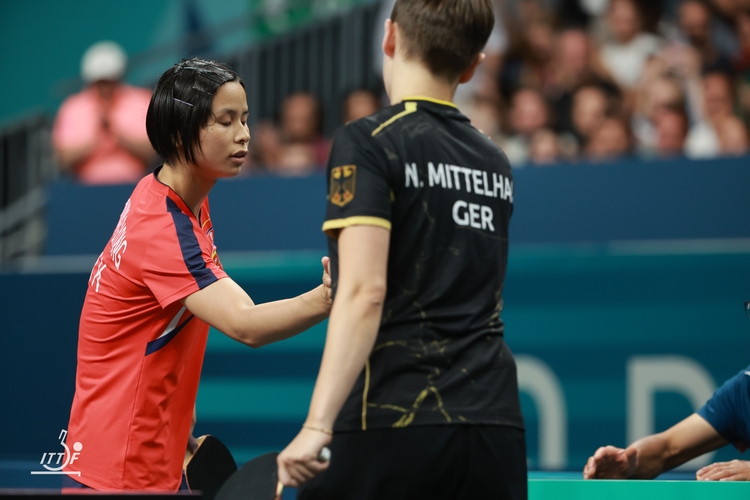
185, 435, 238, 500
215, 451, 280, 500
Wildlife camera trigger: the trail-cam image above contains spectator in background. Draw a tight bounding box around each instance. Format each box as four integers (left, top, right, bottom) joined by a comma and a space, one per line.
586, 117, 633, 161
598, 0, 663, 91
342, 89, 381, 123
716, 114, 750, 154
52, 41, 155, 185
528, 128, 563, 164
501, 87, 551, 165
655, 107, 690, 157
686, 69, 737, 157
463, 95, 505, 145
545, 28, 616, 135
632, 69, 687, 154
674, 0, 734, 72
570, 83, 615, 150
500, 12, 557, 96
274, 143, 318, 177
279, 92, 330, 170
249, 120, 283, 173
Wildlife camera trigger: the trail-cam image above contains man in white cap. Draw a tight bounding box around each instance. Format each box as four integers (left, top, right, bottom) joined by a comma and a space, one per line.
53, 41, 155, 184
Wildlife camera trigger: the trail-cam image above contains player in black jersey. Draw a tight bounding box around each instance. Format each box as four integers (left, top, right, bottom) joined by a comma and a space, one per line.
278, 1, 526, 498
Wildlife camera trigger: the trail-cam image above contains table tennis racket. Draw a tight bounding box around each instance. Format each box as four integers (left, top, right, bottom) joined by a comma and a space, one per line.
184, 434, 238, 500
215, 447, 331, 500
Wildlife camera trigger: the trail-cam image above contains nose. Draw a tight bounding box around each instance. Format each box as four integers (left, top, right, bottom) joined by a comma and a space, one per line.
237, 123, 250, 144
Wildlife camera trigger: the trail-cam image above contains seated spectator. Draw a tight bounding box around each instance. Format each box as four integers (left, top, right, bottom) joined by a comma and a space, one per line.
500, 87, 551, 166
598, 0, 663, 90
462, 95, 505, 145
632, 70, 687, 154
715, 114, 750, 155
528, 128, 562, 165
273, 143, 318, 177
545, 28, 617, 135
570, 83, 617, 150
52, 41, 155, 184
586, 117, 633, 161
686, 69, 737, 158
342, 89, 381, 123
500, 13, 557, 97
704, 0, 742, 61
249, 120, 283, 173
654, 107, 689, 158
279, 92, 330, 168
675, 0, 734, 73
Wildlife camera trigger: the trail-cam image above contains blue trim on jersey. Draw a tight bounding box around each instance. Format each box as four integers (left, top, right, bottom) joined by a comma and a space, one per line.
166, 197, 218, 289
697, 364, 750, 452
145, 314, 195, 355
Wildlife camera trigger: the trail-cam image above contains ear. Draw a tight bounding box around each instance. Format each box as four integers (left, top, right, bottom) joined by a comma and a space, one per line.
458, 52, 486, 84
382, 19, 396, 59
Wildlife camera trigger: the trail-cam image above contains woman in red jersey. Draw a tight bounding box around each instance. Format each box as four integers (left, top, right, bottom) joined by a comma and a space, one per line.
64, 58, 331, 491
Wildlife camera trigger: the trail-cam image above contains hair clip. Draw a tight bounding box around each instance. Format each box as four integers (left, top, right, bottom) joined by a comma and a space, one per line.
173, 97, 194, 107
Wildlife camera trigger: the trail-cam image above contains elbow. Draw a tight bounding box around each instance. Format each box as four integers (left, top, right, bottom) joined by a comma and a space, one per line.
226, 327, 265, 349
222, 305, 265, 349
341, 280, 387, 311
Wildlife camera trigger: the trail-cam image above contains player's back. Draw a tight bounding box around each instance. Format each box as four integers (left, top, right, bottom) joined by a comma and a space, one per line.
324, 97, 520, 430
344, 97, 513, 337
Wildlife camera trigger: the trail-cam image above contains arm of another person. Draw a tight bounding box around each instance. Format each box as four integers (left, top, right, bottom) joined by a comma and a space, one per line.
277, 225, 390, 487
583, 413, 729, 479
182, 257, 332, 348
115, 132, 158, 165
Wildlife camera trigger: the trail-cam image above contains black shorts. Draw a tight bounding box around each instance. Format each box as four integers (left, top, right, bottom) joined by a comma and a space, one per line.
298, 424, 527, 500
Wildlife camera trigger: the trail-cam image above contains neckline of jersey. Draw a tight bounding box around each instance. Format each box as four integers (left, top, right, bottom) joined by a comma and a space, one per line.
151, 166, 201, 221
402, 96, 458, 109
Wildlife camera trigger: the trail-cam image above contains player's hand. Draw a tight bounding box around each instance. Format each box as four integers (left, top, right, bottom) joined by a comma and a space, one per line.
320, 256, 333, 306
583, 446, 636, 479
277, 427, 331, 488
697, 460, 750, 481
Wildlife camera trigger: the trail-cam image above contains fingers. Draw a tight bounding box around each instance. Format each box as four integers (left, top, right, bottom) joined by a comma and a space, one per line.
320, 256, 333, 304
697, 460, 750, 481
278, 452, 329, 487
583, 455, 596, 479
583, 446, 630, 479
277, 430, 332, 488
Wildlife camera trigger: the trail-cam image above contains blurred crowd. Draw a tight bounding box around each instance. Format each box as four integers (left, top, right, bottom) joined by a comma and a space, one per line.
244, 88, 381, 177
460, 0, 750, 166
55, 0, 750, 184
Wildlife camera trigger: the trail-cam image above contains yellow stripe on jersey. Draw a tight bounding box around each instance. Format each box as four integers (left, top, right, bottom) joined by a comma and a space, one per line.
402, 96, 458, 108
371, 102, 418, 137
362, 359, 371, 430
322, 216, 392, 237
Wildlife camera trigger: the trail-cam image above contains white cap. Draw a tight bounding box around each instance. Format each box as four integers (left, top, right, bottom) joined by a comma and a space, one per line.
80, 41, 127, 83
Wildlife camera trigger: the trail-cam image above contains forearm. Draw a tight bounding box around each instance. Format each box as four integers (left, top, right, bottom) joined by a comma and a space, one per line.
627, 434, 672, 479
183, 278, 330, 348
305, 288, 384, 429
629, 414, 727, 478
116, 134, 157, 164
55, 144, 96, 172
231, 286, 330, 347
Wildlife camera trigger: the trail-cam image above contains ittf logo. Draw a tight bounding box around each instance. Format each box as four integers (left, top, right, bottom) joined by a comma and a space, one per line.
30, 429, 83, 476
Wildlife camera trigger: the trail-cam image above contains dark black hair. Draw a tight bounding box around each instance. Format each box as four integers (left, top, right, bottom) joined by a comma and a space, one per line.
146, 58, 244, 165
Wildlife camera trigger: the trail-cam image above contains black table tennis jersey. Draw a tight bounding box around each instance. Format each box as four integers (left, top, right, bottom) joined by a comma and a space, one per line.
323, 97, 523, 432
